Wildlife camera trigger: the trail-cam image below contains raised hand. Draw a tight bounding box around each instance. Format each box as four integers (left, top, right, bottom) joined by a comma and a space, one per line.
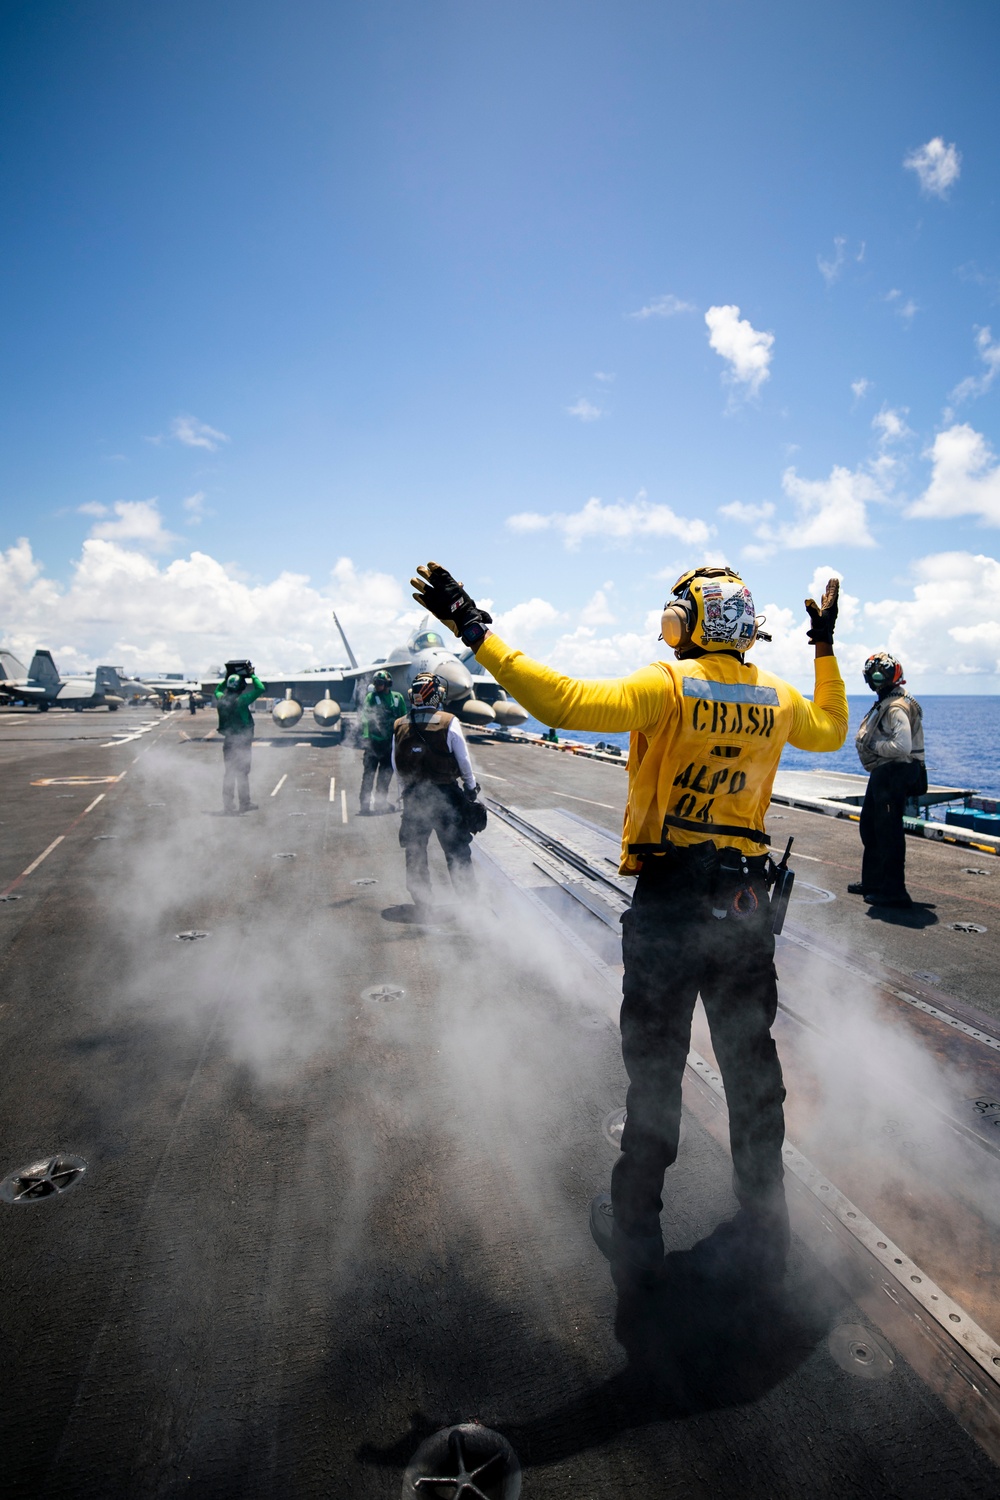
411, 562, 493, 644
805, 577, 839, 645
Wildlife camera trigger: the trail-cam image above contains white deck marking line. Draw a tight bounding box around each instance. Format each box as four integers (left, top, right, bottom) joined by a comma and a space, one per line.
17, 837, 65, 880
478, 772, 508, 781
0, 793, 106, 897
329, 777, 336, 802
341, 789, 348, 824
270, 774, 287, 797
536, 787, 616, 809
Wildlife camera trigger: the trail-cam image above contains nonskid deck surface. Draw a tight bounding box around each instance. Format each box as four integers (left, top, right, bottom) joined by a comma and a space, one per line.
1, 709, 998, 1496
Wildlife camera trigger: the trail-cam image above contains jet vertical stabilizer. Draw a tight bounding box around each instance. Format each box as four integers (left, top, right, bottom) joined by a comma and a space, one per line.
28, 650, 60, 686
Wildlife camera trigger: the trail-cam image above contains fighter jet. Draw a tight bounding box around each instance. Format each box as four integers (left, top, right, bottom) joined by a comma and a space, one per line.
0, 650, 126, 712
243, 613, 528, 733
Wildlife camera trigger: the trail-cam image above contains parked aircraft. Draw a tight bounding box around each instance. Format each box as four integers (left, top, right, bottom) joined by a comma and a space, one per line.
231, 612, 528, 733
0, 650, 126, 711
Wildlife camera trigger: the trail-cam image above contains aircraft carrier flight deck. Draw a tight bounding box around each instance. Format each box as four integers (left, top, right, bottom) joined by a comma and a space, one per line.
2, 704, 1000, 1497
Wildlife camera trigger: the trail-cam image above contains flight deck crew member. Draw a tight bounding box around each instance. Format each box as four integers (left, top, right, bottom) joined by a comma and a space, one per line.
359, 669, 407, 814
392, 672, 480, 913
849, 652, 926, 909
411, 561, 847, 1287
215, 666, 266, 815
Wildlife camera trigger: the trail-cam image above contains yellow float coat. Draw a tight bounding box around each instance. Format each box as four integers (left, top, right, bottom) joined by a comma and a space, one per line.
476, 635, 848, 871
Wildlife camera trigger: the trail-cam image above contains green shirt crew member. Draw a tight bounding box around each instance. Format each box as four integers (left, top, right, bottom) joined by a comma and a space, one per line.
214, 668, 265, 814
359, 669, 407, 815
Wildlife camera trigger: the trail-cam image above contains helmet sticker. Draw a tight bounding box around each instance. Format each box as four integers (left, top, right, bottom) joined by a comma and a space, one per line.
699, 580, 756, 645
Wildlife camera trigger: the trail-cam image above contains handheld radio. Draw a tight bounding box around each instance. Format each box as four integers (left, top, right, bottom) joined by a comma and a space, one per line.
768, 836, 795, 935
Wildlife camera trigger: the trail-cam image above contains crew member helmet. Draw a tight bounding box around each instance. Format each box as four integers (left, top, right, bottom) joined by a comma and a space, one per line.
660, 566, 761, 655
863, 651, 904, 693
372, 669, 392, 690
226, 674, 242, 690
408, 672, 446, 711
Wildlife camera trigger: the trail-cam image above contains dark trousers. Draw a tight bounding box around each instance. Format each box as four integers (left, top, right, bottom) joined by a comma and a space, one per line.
611, 861, 785, 1237
398, 782, 473, 905
860, 760, 921, 898
360, 743, 394, 810
222, 732, 253, 812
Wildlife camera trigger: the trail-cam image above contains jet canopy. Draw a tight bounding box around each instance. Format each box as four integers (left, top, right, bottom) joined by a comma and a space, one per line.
410, 628, 447, 652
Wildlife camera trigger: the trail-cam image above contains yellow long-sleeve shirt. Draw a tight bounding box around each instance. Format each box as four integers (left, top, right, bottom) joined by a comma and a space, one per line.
476, 634, 848, 871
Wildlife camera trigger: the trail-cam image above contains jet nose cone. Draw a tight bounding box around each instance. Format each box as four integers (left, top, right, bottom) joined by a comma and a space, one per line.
435, 656, 473, 699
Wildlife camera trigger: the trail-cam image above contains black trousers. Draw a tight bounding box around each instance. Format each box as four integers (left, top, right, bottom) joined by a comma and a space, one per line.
360, 743, 394, 810
611, 861, 785, 1237
222, 732, 253, 811
860, 760, 922, 898
398, 782, 473, 904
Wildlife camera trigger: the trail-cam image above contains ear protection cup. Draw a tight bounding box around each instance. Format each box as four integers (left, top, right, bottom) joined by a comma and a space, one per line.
660, 597, 695, 648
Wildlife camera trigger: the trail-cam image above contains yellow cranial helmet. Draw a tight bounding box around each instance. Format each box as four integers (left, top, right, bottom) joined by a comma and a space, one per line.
661, 566, 761, 654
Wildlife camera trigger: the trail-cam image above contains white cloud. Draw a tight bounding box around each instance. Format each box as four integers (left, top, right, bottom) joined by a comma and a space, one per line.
719, 500, 775, 524
593, 371, 616, 383
885, 289, 918, 325
817, 236, 846, 287
583, 587, 616, 625
948, 326, 1000, 407
704, 304, 774, 398
864, 552, 1000, 678
182, 491, 210, 525
88, 499, 179, 552
0, 538, 417, 676
78, 501, 109, 517
750, 465, 880, 553
506, 495, 713, 551
493, 597, 562, 636
872, 406, 912, 445
566, 397, 603, 422
628, 293, 696, 320
171, 413, 230, 451
851, 377, 872, 402
907, 423, 1000, 524
904, 137, 961, 198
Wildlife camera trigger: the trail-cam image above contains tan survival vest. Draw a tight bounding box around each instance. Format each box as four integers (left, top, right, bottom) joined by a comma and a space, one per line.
393, 711, 460, 785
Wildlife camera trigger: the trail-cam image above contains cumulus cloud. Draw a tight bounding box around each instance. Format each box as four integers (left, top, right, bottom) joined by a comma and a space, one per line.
506, 495, 713, 551
743, 465, 881, 557
0, 537, 418, 677
628, 294, 696, 320
492, 597, 562, 637
907, 423, 1000, 524
719, 500, 775, 524
851, 377, 872, 402
566, 397, 603, 422
948, 326, 1000, 408
171, 413, 230, 451
872, 406, 913, 445
904, 137, 961, 198
78, 501, 109, 517
865, 552, 1000, 678
88, 499, 179, 552
704, 305, 774, 398
817, 236, 846, 287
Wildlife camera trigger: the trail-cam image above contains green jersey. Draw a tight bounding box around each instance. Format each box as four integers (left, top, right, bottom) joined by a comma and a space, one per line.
361, 688, 406, 743
215, 674, 266, 735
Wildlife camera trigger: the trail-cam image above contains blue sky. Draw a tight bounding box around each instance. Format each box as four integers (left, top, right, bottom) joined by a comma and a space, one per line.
2, 0, 999, 690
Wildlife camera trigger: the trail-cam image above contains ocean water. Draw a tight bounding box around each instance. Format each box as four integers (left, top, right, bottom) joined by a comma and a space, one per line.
521, 696, 1000, 800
